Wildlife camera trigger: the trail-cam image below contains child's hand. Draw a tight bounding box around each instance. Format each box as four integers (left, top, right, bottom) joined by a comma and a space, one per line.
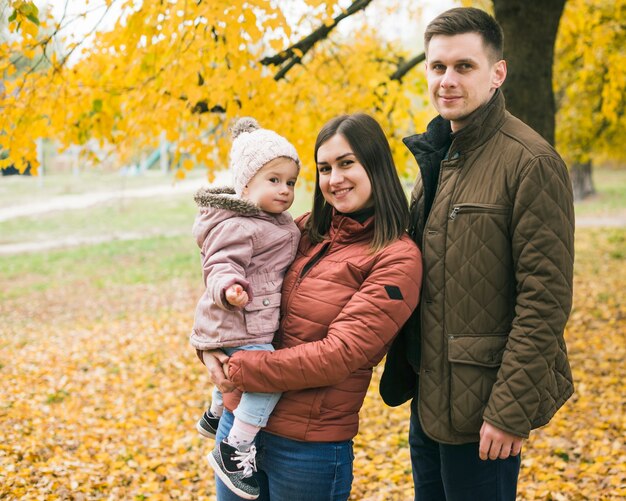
225, 284, 248, 308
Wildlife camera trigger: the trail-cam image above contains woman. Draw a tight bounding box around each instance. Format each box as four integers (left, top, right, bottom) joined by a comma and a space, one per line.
200, 113, 422, 500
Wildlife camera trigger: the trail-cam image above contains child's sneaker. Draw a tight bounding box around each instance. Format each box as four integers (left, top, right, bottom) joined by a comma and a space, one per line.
196, 410, 220, 439
208, 439, 259, 500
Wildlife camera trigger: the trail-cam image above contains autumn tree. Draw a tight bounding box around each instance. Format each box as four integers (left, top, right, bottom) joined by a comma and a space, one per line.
0, 0, 429, 182
493, 0, 566, 146
1, 0, 623, 198
554, 0, 626, 200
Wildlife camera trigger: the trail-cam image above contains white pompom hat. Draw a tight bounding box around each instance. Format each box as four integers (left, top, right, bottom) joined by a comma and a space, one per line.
229, 117, 300, 196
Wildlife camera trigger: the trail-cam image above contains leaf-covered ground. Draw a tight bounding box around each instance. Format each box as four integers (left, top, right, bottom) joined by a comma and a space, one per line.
0, 228, 624, 500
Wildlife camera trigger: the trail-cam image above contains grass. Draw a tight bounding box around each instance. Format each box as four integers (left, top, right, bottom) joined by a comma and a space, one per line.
0, 235, 198, 301
573, 167, 626, 217
0, 164, 621, 259
0, 196, 197, 244
0, 170, 177, 209
0, 169, 315, 245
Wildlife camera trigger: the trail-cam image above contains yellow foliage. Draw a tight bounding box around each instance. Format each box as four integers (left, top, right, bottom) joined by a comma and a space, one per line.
0, 1, 432, 179
6, 0, 622, 177
555, 0, 626, 164
0, 223, 624, 499
7, 0, 40, 38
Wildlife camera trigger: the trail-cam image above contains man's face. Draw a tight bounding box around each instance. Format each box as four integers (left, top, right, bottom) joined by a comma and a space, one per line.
425, 32, 506, 132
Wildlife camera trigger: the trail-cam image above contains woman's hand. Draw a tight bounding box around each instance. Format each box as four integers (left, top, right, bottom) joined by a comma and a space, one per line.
201, 350, 237, 393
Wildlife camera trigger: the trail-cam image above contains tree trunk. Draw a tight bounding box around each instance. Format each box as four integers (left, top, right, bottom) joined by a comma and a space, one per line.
493, 0, 566, 146
570, 161, 596, 202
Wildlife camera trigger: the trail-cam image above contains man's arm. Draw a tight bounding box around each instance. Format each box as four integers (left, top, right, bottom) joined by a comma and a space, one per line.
483, 155, 575, 438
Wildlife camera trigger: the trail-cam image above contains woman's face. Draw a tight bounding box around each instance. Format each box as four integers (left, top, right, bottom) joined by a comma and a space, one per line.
316, 134, 373, 213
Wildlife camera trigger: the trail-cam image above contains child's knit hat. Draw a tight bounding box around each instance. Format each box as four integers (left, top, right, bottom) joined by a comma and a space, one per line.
230, 117, 300, 196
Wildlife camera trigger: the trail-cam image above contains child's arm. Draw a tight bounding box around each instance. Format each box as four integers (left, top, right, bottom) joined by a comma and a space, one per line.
199, 219, 254, 309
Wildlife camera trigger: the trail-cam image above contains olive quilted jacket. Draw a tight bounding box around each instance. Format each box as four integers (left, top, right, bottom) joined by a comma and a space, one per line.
380, 91, 575, 444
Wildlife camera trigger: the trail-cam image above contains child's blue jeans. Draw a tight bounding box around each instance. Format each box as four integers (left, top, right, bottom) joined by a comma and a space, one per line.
212, 343, 281, 427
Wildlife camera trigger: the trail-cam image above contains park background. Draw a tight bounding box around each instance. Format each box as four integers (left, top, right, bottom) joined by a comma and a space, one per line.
0, 0, 624, 499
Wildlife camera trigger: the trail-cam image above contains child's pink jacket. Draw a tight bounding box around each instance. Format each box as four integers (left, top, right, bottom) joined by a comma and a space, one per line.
190, 187, 300, 350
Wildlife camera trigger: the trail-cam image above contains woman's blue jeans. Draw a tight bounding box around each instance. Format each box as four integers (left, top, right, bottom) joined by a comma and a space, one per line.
213, 410, 354, 500
409, 400, 521, 501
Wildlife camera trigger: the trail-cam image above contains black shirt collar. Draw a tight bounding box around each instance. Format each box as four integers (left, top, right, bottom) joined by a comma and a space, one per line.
337, 206, 375, 224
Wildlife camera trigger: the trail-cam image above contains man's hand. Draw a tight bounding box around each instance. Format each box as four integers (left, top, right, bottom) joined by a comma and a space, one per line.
225, 284, 248, 308
479, 421, 524, 460
201, 350, 236, 393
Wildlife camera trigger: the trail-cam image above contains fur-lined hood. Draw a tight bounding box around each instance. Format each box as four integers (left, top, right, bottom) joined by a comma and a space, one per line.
192, 186, 294, 248
193, 186, 260, 215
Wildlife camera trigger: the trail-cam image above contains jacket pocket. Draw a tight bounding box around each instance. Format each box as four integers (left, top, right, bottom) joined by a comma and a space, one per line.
448, 335, 508, 434
448, 203, 510, 220
445, 203, 515, 335
243, 292, 281, 335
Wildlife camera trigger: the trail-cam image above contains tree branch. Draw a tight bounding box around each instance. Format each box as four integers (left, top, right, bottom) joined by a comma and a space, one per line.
189, 50, 426, 114
390, 52, 425, 81
261, 0, 374, 81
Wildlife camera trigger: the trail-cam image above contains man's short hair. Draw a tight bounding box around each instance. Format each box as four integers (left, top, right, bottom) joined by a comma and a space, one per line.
424, 7, 504, 62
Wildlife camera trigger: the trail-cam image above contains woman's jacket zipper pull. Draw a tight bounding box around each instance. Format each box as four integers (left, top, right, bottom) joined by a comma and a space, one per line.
449, 207, 460, 220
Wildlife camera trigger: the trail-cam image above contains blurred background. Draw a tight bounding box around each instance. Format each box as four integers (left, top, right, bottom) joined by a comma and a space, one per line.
0, 1, 624, 499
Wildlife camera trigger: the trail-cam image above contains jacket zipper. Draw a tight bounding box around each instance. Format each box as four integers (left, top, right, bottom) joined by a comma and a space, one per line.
299, 242, 331, 279
449, 203, 510, 220
297, 216, 347, 281
277, 223, 340, 339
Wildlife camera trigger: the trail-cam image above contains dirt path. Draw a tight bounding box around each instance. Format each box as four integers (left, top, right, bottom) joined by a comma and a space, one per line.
0, 230, 191, 255
574, 215, 626, 228
1, 180, 624, 255
0, 177, 207, 223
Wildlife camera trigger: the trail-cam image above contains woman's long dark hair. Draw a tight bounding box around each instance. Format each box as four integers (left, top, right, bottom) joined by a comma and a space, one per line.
305, 113, 409, 252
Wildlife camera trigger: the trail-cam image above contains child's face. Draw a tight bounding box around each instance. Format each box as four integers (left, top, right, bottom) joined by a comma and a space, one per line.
242, 157, 299, 214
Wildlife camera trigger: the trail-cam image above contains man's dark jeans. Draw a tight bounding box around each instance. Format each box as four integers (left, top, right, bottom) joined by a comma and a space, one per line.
409, 400, 521, 501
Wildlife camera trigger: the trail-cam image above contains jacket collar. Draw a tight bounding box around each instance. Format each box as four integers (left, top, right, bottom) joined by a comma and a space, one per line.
328, 210, 375, 244
449, 89, 506, 156
403, 89, 506, 158
193, 186, 293, 224
194, 186, 259, 214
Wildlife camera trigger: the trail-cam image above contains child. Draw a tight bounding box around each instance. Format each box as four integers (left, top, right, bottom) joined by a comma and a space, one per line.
190, 117, 300, 500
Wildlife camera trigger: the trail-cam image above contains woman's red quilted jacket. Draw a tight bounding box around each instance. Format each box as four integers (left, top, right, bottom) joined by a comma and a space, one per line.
224, 212, 422, 442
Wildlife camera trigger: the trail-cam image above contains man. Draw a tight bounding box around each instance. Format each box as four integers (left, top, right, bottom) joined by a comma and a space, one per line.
380, 7, 575, 500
